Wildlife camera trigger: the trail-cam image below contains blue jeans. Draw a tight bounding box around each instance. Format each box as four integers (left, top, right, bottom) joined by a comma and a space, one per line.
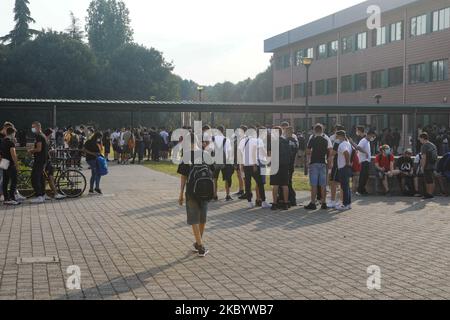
338, 166, 353, 206
309, 163, 327, 187
87, 159, 101, 190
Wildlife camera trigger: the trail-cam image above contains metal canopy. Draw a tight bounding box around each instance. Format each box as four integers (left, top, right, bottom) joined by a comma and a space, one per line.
1, 98, 449, 114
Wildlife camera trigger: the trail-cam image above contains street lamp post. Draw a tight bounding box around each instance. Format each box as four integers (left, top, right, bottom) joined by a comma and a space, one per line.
197, 86, 204, 122
300, 57, 313, 132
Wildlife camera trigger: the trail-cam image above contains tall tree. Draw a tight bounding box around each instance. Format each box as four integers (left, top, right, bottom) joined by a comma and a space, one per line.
0, 0, 38, 46
66, 11, 84, 41
0, 31, 98, 99
85, 0, 133, 55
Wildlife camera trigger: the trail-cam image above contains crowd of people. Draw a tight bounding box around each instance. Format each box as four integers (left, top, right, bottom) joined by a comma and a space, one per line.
1, 119, 449, 257
0, 121, 114, 205
175, 122, 449, 257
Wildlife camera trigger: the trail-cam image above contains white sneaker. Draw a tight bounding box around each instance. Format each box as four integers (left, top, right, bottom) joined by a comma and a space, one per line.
15, 192, 26, 202
247, 202, 255, 209
261, 201, 271, 209
0, 195, 4, 202
327, 201, 336, 209
44, 194, 54, 201
30, 196, 45, 204
4, 200, 20, 206
336, 204, 351, 211
54, 193, 66, 200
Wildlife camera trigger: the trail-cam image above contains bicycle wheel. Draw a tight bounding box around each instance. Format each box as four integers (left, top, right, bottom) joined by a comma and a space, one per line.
56, 169, 87, 198
17, 169, 35, 199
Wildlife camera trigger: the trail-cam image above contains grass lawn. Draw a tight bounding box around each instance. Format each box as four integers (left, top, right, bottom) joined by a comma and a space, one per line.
142, 160, 310, 192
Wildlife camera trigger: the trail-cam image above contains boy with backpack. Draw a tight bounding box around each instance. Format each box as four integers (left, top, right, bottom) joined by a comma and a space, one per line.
178, 133, 214, 257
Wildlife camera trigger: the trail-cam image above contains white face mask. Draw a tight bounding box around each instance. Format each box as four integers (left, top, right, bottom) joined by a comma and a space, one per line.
31, 128, 37, 134
335, 139, 342, 144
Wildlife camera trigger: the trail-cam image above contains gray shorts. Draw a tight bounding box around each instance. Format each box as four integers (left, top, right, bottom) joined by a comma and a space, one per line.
186, 193, 208, 225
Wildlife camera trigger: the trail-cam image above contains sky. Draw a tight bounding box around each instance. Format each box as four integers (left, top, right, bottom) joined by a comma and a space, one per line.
0, 0, 363, 85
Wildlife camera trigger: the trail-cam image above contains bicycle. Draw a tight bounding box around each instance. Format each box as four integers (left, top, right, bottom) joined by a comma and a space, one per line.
18, 149, 87, 199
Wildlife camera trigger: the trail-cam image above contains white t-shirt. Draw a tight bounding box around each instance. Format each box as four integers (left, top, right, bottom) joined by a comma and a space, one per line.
211, 135, 232, 164
358, 137, 371, 163
160, 131, 169, 145
238, 136, 265, 166
337, 140, 352, 169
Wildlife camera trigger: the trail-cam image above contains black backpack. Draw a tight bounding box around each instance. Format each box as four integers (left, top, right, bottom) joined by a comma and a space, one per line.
187, 163, 214, 201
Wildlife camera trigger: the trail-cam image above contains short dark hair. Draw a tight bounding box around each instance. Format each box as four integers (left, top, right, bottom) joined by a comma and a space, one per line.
32, 121, 41, 128
217, 125, 225, 134
419, 132, 429, 140
6, 127, 16, 135
314, 123, 324, 132
336, 130, 346, 137
335, 125, 345, 131
272, 126, 283, 136
356, 126, 365, 133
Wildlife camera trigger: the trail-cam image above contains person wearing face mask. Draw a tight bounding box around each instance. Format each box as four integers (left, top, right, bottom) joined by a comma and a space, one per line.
374, 145, 395, 196
349, 127, 376, 196
1, 127, 20, 205
83, 131, 104, 195
28, 122, 48, 204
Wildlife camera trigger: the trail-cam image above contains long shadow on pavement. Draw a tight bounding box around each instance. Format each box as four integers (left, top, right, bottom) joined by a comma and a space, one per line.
60, 252, 195, 300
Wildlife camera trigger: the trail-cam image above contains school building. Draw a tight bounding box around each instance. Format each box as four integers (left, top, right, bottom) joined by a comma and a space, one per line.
264, 0, 450, 137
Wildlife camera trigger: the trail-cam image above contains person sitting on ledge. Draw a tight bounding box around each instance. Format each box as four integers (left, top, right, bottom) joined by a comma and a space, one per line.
374, 145, 395, 196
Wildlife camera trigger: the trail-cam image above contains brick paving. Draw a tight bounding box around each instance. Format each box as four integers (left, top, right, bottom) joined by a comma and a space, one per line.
0, 163, 450, 300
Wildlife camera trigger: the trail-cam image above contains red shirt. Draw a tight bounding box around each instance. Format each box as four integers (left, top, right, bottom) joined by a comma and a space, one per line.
375, 154, 394, 171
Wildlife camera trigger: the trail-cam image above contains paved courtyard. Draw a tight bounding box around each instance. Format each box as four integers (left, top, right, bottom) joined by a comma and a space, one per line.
0, 164, 450, 300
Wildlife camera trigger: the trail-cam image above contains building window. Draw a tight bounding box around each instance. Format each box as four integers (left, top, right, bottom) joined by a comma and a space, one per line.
374, 27, 386, 46
294, 83, 301, 98
283, 85, 291, 100
371, 70, 384, 89
326, 78, 337, 94
295, 49, 314, 65
341, 75, 353, 93
275, 56, 283, 70
327, 40, 338, 57
299, 82, 313, 97
411, 14, 427, 37
433, 7, 450, 32
341, 36, 353, 54
305, 48, 314, 59
275, 87, 283, 100
431, 59, 449, 82
355, 73, 367, 91
390, 21, 403, 42
409, 63, 426, 84
283, 54, 291, 69
317, 44, 327, 59
294, 50, 303, 66
315, 80, 325, 95
388, 66, 404, 87
356, 32, 367, 50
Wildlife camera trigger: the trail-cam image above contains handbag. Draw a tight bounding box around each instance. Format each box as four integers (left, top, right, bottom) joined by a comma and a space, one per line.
0, 158, 10, 170
96, 156, 109, 176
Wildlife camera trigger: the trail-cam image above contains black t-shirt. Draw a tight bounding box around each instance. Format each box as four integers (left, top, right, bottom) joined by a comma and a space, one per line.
34, 133, 48, 165
307, 136, 329, 164
0, 138, 15, 167
177, 150, 204, 177
84, 138, 101, 161
396, 156, 413, 172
